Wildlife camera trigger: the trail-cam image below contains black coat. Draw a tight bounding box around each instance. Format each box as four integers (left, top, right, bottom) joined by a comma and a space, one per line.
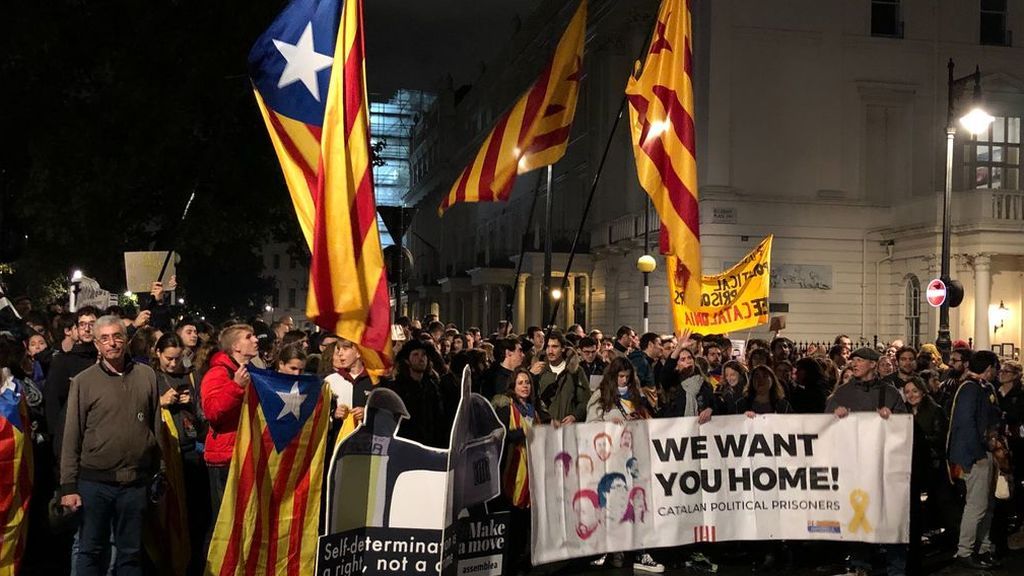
383, 372, 448, 449
43, 342, 97, 460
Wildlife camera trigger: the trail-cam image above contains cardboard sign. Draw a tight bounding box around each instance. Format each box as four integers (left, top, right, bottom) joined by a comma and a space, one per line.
124, 251, 177, 293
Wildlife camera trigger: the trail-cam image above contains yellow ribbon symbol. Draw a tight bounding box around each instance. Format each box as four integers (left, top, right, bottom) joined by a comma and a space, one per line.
848, 489, 873, 534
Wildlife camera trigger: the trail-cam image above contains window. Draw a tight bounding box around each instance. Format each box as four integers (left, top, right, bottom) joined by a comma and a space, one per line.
965, 116, 1021, 190
905, 276, 921, 349
980, 0, 1011, 46
288, 288, 296, 309
871, 0, 903, 38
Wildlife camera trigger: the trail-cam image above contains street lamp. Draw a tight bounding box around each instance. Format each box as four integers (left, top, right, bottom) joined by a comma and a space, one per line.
938, 59, 993, 360
636, 196, 656, 333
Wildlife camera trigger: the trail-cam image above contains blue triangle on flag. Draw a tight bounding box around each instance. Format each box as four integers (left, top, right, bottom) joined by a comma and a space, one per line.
247, 365, 322, 452
0, 385, 24, 432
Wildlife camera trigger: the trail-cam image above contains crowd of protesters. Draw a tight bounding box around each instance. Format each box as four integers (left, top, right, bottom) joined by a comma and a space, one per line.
1, 281, 1023, 576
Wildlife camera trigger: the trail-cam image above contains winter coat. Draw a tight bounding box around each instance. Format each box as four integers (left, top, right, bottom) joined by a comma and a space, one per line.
200, 352, 246, 467
44, 342, 97, 460
948, 378, 1003, 472
536, 348, 590, 422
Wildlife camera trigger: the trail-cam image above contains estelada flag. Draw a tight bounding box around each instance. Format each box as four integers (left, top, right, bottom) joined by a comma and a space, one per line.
625, 0, 702, 308
205, 366, 329, 576
248, 0, 392, 375
0, 378, 32, 576
438, 0, 587, 215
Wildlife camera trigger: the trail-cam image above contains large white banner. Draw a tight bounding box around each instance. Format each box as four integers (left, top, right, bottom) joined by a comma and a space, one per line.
527, 413, 912, 565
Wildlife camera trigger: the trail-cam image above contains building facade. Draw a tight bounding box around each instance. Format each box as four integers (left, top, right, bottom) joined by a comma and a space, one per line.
401, 0, 1024, 354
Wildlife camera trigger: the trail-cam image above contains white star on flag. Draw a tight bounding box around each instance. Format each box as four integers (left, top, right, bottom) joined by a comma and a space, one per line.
272, 22, 333, 101
276, 381, 307, 421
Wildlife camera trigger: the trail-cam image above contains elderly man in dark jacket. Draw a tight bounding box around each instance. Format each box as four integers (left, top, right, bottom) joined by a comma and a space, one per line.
824, 347, 906, 576
948, 350, 1003, 570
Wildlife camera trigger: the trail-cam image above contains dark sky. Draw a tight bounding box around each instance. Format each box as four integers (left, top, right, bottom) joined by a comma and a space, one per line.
364, 0, 544, 96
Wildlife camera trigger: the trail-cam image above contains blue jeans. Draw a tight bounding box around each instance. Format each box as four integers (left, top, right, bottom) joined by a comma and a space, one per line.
77, 480, 147, 576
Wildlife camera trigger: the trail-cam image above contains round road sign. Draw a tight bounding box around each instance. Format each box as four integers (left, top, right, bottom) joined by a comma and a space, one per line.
926, 278, 946, 307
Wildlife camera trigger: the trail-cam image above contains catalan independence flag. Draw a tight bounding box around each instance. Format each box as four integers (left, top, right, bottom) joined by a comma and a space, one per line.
438, 0, 587, 216
625, 0, 702, 309
248, 0, 392, 375
0, 380, 32, 576
205, 366, 329, 576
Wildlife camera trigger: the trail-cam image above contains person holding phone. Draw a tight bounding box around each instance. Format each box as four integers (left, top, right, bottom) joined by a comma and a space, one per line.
153, 333, 209, 575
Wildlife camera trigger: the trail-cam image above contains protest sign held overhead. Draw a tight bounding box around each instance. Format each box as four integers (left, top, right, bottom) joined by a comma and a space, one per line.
669, 235, 773, 333
527, 412, 912, 565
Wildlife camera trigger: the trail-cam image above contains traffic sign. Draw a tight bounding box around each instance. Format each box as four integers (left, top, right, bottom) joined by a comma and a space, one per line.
926, 278, 946, 307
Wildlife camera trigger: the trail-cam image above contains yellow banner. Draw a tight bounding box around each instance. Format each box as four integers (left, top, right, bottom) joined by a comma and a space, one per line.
668, 235, 773, 333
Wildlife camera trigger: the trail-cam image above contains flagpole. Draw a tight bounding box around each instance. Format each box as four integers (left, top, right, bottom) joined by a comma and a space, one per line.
507, 170, 545, 328
542, 164, 554, 328
547, 18, 658, 330
156, 190, 197, 283
546, 92, 628, 330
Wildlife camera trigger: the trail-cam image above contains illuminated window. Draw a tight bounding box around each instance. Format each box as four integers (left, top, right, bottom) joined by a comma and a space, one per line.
965, 116, 1021, 190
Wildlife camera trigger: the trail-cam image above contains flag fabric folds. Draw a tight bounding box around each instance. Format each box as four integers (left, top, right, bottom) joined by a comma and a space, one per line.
205, 366, 329, 576
625, 0, 702, 308
438, 0, 587, 216
248, 0, 392, 374
143, 409, 190, 576
0, 379, 32, 576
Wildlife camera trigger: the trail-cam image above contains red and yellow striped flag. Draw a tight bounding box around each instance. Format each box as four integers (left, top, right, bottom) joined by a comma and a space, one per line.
0, 382, 32, 576
438, 0, 587, 215
625, 0, 702, 309
248, 0, 391, 376
205, 368, 329, 576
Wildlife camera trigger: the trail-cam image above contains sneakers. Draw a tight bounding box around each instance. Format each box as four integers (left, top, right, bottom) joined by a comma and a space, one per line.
955, 553, 996, 570
590, 555, 605, 567
634, 552, 665, 573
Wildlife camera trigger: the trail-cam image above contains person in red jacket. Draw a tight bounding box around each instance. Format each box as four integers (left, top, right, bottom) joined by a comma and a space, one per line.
200, 323, 257, 524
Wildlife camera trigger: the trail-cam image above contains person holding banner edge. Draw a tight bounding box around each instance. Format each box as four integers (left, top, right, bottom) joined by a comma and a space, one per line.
825, 346, 907, 576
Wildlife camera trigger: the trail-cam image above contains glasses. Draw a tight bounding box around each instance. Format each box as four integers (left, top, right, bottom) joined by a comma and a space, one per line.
77, 321, 96, 329
97, 334, 126, 345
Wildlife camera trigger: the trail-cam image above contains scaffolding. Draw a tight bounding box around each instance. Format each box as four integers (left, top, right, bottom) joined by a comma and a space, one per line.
369, 90, 436, 246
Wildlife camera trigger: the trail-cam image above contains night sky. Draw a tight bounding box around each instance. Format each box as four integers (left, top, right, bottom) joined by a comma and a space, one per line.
0, 0, 541, 315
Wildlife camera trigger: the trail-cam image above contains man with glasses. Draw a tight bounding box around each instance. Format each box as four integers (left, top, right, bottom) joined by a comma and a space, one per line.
578, 336, 606, 390
45, 306, 102, 464
60, 315, 164, 576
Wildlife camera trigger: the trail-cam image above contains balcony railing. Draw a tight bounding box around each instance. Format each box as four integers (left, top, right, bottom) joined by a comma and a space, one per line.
596, 205, 661, 247
991, 190, 1024, 221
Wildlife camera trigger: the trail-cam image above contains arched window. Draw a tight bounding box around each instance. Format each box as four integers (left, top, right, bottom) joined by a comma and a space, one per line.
905, 275, 921, 348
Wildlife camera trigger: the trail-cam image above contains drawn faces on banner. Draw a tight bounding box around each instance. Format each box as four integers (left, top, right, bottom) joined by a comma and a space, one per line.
556, 422, 652, 544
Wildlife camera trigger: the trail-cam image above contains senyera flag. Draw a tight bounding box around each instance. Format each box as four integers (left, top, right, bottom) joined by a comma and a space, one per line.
205, 366, 330, 576
625, 0, 702, 309
438, 0, 587, 216
248, 0, 392, 375
0, 378, 33, 576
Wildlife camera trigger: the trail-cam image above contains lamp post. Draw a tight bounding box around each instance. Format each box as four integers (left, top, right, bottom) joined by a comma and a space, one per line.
636, 198, 657, 333
938, 59, 994, 360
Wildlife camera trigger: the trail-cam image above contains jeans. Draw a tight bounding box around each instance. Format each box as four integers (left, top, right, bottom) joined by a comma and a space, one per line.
77, 480, 147, 576
957, 453, 996, 557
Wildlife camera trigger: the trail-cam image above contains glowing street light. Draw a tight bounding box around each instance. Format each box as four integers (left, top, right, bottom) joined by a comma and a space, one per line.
960, 107, 995, 135
550, 288, 563, 301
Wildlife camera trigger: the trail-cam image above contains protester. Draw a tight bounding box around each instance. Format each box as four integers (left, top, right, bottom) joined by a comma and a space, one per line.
658, 347, 713, 423
715, 360, 746, 415
628, 332, 661, 389
60, 315, 164, 576
384, 339, 447, 448
825, 347, 906, 575
948, 350, 1002, 569
480, 336, 523, 401
200, 323, 257, 523
153, 333, 209, 575
536, 331, 590, 425
737, 365, 791, 415
493, 368, 543, 573
45, 306, 100, 466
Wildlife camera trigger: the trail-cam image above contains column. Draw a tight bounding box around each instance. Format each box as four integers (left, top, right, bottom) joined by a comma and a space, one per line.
974, 254, 992, 352
481, 286, 490, 334
565, 274, 575, 328
516, 275, 529, 333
